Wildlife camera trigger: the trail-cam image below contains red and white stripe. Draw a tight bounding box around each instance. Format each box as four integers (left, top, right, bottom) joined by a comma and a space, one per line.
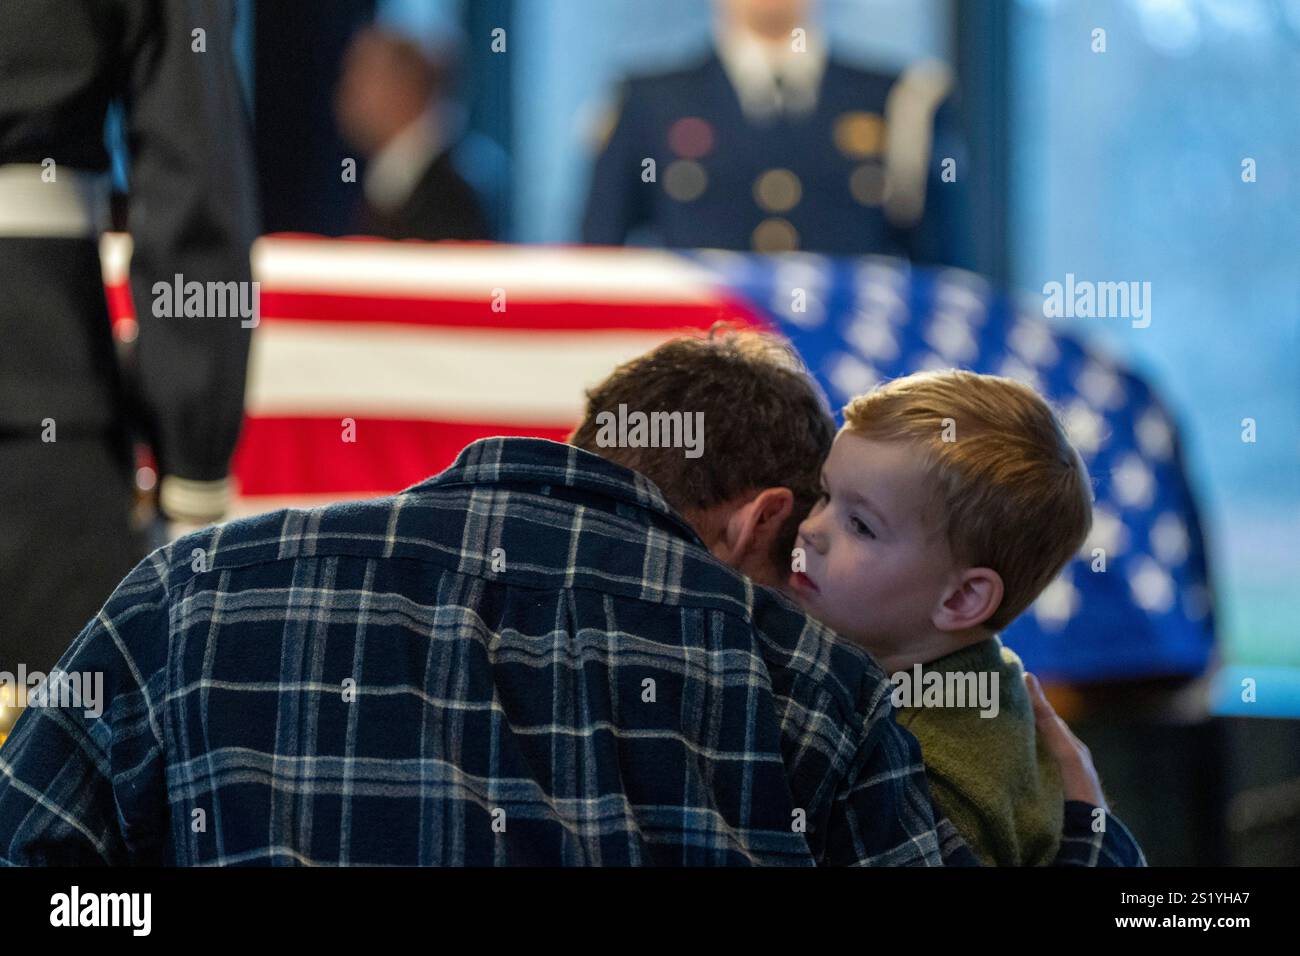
101, 234, 767, 515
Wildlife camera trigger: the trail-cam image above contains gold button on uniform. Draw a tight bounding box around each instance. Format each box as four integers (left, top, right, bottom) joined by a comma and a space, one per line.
753, 168, 802, 214
849, 162, 886, 206
664, 160, 708, 202
834, 111, 886, 159
752, 217, 799, 252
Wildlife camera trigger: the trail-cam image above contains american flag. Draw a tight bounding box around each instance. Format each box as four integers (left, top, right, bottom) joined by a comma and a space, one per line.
101, 234, 1215, 684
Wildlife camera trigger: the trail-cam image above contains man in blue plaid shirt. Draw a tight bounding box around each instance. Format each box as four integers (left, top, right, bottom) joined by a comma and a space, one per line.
0, 330, 1143, 865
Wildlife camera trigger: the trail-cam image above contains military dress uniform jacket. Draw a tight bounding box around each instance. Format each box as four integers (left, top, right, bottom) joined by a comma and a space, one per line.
582, 48, 967, 266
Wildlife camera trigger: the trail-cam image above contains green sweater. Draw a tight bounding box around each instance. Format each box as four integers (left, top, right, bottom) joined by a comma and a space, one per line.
893, 636, 1063, 866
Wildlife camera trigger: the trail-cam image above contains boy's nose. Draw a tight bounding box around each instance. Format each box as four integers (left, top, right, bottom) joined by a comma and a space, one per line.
799, 522, 827, 555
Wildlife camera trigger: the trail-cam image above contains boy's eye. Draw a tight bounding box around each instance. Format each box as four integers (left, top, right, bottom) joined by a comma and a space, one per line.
850, 516, 876, 539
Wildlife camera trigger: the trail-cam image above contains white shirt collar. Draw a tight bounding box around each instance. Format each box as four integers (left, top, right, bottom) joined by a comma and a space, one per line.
714, 26, 827, 122
363, 109, 444, 212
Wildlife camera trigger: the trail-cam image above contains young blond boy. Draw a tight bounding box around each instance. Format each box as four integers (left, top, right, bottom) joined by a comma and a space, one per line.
787, 369, 1093, 865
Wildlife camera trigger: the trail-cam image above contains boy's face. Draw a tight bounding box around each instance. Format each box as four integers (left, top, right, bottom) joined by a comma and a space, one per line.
789, 432, 958, 656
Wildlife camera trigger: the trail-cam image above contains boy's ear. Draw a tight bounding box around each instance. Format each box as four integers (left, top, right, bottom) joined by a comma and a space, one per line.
932, 567, 1004, 632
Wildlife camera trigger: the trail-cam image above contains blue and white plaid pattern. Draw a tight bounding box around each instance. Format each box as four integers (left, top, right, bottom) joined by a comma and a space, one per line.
0, 437, 1143, 866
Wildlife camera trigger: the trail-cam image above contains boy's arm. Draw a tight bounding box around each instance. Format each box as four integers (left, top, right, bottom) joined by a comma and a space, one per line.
820, 684, 1146, 866
0, 557, 170, 866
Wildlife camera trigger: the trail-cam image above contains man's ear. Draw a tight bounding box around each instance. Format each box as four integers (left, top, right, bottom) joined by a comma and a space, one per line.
717, 487, 794, 578
932, 567, 1004, 632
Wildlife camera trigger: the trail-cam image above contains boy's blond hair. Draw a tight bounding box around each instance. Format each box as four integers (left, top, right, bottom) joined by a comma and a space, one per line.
843, 369, 1093, 631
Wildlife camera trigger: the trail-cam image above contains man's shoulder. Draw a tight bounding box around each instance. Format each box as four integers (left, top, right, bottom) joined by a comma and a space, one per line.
159, 496, 404, 582
111, 495, 439, 618
142, 487, 729, 617
748, 585, 896, 739
612, 48, 724, 118
823, 53, 899, 90
622, 47, 717, 91
146, 490, 894, 725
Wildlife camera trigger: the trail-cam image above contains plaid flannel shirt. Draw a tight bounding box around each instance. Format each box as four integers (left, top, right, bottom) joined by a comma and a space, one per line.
0, 437, 1144, 866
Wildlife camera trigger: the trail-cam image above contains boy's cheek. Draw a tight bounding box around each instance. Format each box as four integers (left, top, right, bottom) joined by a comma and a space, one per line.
827, 579, 878, 627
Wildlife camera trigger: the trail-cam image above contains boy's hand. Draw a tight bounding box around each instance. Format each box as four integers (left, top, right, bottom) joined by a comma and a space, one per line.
1026, 672, 1108, 810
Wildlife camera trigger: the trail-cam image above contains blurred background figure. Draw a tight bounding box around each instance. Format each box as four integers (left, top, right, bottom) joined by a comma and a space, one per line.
580, 0, 968, 263
0, 0, 258, 674
336, 26, 492, 241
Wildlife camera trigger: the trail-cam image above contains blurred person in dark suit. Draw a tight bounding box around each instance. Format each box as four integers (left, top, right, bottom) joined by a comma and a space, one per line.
582, 0, 967, 264
0, 0, 259, 673
336, 27, 491, 242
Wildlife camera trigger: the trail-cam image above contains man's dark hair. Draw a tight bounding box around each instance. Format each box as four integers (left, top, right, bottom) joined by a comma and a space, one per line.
569, 326, 836, 567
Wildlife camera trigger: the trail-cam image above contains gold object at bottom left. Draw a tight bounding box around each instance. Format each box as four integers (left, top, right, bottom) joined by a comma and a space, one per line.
0, 682, 23, 749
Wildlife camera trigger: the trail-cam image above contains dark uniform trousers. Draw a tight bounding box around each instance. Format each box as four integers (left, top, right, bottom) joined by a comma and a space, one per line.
0, 237, 146, 673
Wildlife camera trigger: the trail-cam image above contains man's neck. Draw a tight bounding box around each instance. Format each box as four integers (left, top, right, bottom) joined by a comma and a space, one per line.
746, 24, 796, 47
722, 19, 801, 55
714, 21, 827, 120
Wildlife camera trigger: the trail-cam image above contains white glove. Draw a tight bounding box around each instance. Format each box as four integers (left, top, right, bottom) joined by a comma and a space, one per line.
159, 475, 231, 524
159, 475, 231, 543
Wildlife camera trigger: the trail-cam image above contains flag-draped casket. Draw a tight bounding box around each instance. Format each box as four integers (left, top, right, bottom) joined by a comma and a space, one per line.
101, 234, 1215, 684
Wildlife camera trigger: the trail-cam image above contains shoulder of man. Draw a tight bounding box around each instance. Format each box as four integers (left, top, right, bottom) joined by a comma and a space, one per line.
822, 52, 900, 97
622, 47, 718, 97
591, 48, 720, 143
747, 584, 898, 762
164, 495, 405, 581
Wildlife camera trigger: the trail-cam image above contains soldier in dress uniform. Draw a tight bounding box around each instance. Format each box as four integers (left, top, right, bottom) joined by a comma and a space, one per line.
0, 0, 259, 673
581, 0, 968, 265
